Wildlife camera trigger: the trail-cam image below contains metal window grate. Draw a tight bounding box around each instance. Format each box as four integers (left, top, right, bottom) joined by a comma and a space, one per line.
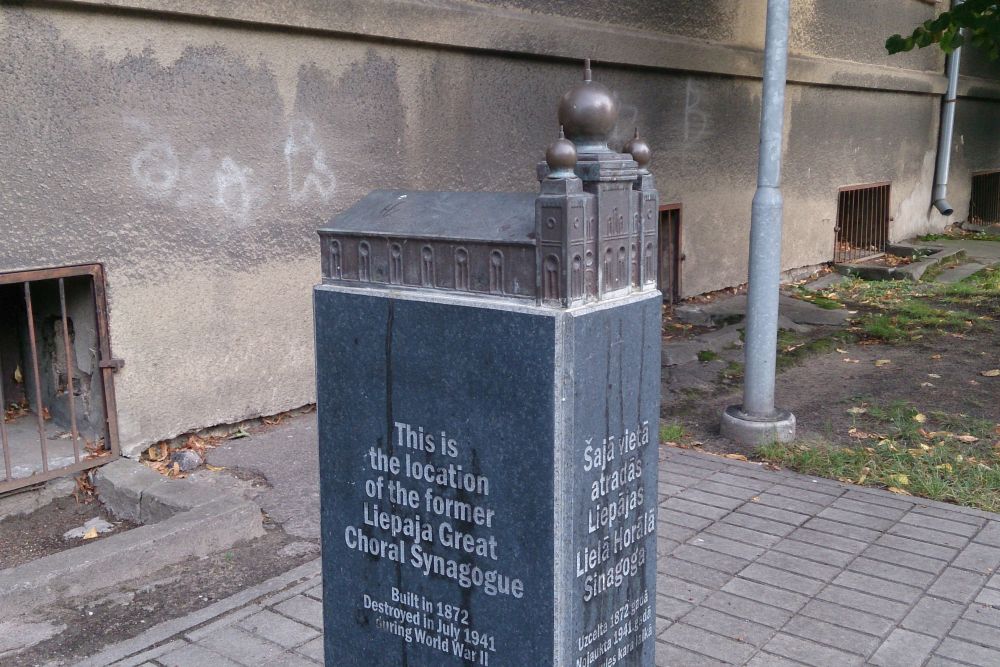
1, 264, 120, 494
658, 204, 682, 304
970, 171, 1000, 225
834, 182, 891, 264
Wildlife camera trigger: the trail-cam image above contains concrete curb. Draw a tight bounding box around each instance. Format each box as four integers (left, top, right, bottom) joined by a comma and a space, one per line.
0, 461, 264, 622
74, 558, 321, 667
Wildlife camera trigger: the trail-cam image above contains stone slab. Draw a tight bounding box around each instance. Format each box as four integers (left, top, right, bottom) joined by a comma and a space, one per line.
94, 459, 166, 523
315, 285, 660, 666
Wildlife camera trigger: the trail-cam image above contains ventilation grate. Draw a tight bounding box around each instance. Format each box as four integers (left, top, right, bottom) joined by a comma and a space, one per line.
970, 171, 1000, 225
834, 182, 891, 264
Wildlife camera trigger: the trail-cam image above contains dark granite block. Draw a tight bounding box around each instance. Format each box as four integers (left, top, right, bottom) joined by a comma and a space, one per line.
315, 286, 660, 666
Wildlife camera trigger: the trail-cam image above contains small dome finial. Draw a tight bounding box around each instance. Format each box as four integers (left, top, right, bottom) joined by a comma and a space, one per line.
624, 127, 652, 173
546, 125, 578, 179
558, 58, 618, 153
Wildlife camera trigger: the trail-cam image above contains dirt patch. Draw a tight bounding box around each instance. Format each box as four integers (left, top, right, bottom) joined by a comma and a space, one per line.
0, 498, 137, 570
10, 527, 317, 665
668, 314, 1000, 458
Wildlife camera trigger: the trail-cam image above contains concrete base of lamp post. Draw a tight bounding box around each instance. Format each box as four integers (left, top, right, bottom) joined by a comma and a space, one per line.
720, 405, 796, 446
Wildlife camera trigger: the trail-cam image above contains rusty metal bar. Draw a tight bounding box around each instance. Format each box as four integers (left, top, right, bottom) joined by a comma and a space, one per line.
0, 264, 100, 287
90, 267, 120, 456
0, 354, 10, 482
59, 279, 81, 463
23, 282, 50, 473
0, 451, 113, 495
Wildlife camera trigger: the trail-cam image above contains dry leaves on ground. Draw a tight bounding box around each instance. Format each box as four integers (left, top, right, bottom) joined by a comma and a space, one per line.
981, 369, 1000, 377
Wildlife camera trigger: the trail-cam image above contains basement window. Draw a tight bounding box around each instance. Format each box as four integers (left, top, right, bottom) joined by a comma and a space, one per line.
834, 182, 891, 264
1, 265, 119, 493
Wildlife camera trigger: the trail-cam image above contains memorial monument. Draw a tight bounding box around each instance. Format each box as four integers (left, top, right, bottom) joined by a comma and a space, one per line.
315, 60, 661, 666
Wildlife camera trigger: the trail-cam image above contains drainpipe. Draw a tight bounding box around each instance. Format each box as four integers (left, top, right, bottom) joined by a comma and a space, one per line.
933, 0, 964, 216
721, 0, 796, 445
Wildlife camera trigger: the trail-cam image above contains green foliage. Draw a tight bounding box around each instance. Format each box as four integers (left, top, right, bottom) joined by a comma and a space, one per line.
757, 402, 1000, 512
696, 350, 719, 363
887, 0, 1000, 59
659, 422, 686, 443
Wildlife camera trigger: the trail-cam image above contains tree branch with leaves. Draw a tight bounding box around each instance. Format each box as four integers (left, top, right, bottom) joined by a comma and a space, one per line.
887, 0, 1000, 58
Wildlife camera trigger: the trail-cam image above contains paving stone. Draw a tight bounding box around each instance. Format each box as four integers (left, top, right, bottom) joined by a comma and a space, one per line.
739, 563, 826, 596
198, 626, 286, 665
659, 576, 713, 605
762, 632, 865, 667
949, 618, 1000, 650
788, 527, 867, 555
664, 555, 736, 588
928, 568, 990, 604
655, 616, 671, 637
816, 586, 910, 621
848, 557, 936, 587
799, 599, 894, 637
681, 606, 776, 648
975, 522, 1000, 547
694, 479, 761, 500
663, 471, 705, 488
769, 484, 841, 507
700, 591, 793, 630
721, 511, 796, 537
706, 520, 783, 548
831, 497, 907, 521
869, 629, 940, 667
653, 642, 728, 667
890, 523, 971, 549
273, 595, 324, 630
688, 533, 766, 561
655, 594, 694, 622
899, 512, 982, 538
706, 471, 774, 493
304, 584, 322, 600
672, 545, 749, 575
238, 608, 320, 648
975, 587, 1000, 606
935, 637, 1000, 665
744, 652, 806, 667
902, 597, 965, 637
988, 573, 1000, 589
818, 507, 896, 532
722, 578, 809, 613
842, 488, 914, 511
804, 517, 882, 544
925, 657, 974, 667
832, 571, 924, 604
660, 508, 713, 531
296, 636, 324, 662
659, 623, 757, 664
952, 542, 1000, 575
771, 537, 855, 567
757, 551, 841, 583
158, 643, 243, 667
911, 504, 987, 527
754, 492, 826, 517
782, 615, 880, 656
659, 523, 697, 544
273, 650, 320, 666
663, 497, 730, 520
862, 544, 949, 575
738, 502, 809, 526
964, 602, 1000, 627
876, 533, 959, 562
676, 488, 746, 511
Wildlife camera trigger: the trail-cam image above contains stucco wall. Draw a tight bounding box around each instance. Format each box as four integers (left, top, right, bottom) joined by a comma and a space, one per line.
2, 0, 999, 453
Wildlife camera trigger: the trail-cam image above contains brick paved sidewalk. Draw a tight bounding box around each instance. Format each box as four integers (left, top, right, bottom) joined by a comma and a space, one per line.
80, 448, 1000, 666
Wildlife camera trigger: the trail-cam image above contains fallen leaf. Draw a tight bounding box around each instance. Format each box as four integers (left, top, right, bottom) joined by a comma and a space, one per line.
921, 382, 935, 388
981, 369, 1000, 377
205, 464, 226, 472
848, 428, 872, 440
888, 473, 910, 487
875, 359, 892, 367
83, 526, 99, 540
931, 354, 942, 360
836, 348, 848, 354
846, 407, 867, 415
724, 453, 748, 461
857, 466, 871, 485
147, 443, 169, 462
13, 365, 23, 384
928, 373, 941, 379
936, 463, 953, 473
843, 358, 860, 364
914, 413, 927, 424
955, 435, 979, 443
887, 487, 912, 496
